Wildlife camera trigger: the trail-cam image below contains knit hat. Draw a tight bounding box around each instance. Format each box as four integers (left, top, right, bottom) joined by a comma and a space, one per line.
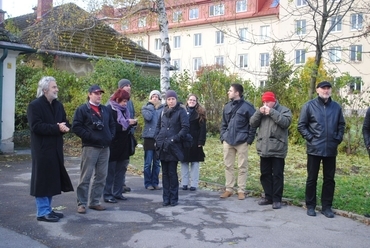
88, 85, 105, 93
149, 90, 161, 100
316, 81, 332, 88
118, 79, 131, 88
261, 91, 276, 102
165, 90, 178, 99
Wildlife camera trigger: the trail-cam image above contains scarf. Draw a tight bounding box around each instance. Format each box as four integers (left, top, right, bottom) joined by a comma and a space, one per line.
109, 100, 130, 130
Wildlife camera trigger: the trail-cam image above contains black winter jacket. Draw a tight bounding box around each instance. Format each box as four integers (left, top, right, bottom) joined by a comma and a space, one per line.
220, 98, 257, 146
298, 97, 345, 157
155, 103, 190, 162
362, 107, 370, 154
72, 102, 115, 148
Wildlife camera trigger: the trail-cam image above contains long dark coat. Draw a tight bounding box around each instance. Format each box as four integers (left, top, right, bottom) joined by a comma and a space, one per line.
27, 95, 74, 197
182, 108, 206, 162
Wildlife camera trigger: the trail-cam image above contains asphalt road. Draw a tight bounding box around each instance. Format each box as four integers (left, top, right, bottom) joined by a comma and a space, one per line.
0, 152, 369, 248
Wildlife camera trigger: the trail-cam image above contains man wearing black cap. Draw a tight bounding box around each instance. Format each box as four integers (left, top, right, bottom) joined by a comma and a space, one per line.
298, 81, 345, 218
72, 85, 116, 214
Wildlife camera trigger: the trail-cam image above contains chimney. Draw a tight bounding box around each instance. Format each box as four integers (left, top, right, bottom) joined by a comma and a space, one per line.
37, 0, 53, 20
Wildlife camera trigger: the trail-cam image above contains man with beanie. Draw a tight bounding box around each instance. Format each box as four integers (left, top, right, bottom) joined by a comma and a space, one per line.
117, 79, 137, 193
142, 90, 164, 190
220, 83, 257, 200
298, 81, 345, 218
250, 91, 292, 209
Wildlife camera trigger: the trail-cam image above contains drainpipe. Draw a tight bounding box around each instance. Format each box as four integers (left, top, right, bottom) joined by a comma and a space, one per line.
0, 48, 8, 142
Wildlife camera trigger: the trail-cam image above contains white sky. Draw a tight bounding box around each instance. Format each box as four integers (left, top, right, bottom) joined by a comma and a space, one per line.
2, 0, 100, 19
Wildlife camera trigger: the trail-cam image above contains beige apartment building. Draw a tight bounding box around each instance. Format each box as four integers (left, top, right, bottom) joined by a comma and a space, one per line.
98, 0, 369, 95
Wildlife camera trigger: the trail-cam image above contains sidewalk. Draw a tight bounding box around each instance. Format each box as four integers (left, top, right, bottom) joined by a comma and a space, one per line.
0, 152, 369, 248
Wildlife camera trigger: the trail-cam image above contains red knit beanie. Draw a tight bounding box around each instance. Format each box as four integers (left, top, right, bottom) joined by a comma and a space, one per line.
262, 91, 276, 102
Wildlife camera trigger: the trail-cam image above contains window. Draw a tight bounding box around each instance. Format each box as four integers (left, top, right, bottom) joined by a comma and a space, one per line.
189, 8, 199, 19
349, 77, 362, 92
295, 49, 306, 64
155, 38, 161, 50
215, 56, 224, 66
349, 45, 362, 62
194, 33, 202, 47
260, 25, 270, 41
216, 31, 224, 44
193, 57, 202, 71
173, 11, 182, 22
239, 54, 248, 68
137, 40, 143, 47
328, 47, 341, 63
351, 13, 363, 30
173, 36, 181, 49
260, 80, 267, 88
296, 0, 307, 7
138, 17, 146, 28
173, 59, 181, 71
238, 28, 248, 41
330, 16, 342, 32
296, 20, 306, 35
236, 0, 247, 13
209, 4, 224, 17
260, 53, 270, 67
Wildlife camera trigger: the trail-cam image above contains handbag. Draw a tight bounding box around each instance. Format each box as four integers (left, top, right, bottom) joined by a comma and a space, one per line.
129, 134, 137, 156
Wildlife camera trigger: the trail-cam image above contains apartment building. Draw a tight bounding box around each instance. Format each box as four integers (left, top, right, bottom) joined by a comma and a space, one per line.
99, 0, 369, 92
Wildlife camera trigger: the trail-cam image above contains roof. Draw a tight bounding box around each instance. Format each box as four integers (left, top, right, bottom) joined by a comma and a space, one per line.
6, 3, 160, 65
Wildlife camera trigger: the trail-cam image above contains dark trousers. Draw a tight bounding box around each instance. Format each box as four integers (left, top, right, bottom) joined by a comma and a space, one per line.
260, 157, 285, 202
305, 155, 336, 209
161, 160, 179, 204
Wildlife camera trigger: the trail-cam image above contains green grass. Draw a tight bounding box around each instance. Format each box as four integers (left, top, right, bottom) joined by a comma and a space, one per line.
129, 136, 370, 216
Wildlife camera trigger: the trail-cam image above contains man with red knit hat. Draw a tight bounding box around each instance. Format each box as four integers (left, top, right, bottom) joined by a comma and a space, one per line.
250, 91, 292, 209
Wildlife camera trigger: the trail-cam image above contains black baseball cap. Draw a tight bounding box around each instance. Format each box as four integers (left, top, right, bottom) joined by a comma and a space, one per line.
88, 85, 105, 93
316, 81, 332, 88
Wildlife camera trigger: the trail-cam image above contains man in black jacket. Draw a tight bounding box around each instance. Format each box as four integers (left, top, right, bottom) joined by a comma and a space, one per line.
298, 81, 345, 218
72, 85, 115, 214
220, 83, 256, 200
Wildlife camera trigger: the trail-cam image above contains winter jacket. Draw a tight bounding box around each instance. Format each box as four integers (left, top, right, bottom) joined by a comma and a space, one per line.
362, 107, 370, 154
182, 107, 206, 162
298, 97, 345, 157
220, 98, 257, 146
27, 95, 74, 197
142, 102, 164, 138
155, 103, 190, 162
250, 102, 292, 158
72, 102, 115, 148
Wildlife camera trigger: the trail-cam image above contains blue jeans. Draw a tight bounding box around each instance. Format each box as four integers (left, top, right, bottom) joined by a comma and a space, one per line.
144, 150, 160, 188
35, 196, 52, 217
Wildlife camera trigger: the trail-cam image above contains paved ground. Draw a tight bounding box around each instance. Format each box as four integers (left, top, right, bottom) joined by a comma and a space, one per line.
0, 151, 369, 248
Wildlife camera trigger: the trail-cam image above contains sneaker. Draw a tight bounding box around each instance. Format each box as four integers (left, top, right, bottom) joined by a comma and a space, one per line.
307, 208, 316, 217
272, 202, 281, 209
238, 192, 245, 200
77, 205, 86, 214
146, 186, 154, 190
182, 185, 188, 190
153, 186, 162, 190
321, 208, 334, 218
220, 191, 233, 198
258, 198, 273, 205
189, 187, 196, 191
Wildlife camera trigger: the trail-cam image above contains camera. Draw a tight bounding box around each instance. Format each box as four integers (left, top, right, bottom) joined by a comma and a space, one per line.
93, 121, 104, 131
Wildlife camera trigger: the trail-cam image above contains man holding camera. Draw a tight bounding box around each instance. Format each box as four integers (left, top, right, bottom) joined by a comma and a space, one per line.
72, 85, 116, 214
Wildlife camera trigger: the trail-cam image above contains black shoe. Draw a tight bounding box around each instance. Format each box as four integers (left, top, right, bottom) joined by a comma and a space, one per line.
321, 208, 334, 218
307, 208, 316, 216
182, 185, 188, 190
37, 213, 60, 222
163, 202, 170, 206
258, 198, 273, 205
272, 202, 281, 209
104, 198, 117, 203
51, 211, 64, 218
122, 186, 131, 192
114, 195, 128, 200
189, 187, 196, 191
170, 202, 178, 206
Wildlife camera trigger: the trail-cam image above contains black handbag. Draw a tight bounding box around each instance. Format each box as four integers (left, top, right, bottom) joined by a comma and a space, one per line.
129, 134, 137, 156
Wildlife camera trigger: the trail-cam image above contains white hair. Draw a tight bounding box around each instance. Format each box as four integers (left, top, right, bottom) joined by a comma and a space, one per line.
36, 76, 56, 98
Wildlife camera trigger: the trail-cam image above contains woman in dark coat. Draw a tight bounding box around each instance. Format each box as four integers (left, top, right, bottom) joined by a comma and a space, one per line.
104, 89, 136, 203
181, 94, 206, 191
27, 76, 74, 222
155, 90, 189, 206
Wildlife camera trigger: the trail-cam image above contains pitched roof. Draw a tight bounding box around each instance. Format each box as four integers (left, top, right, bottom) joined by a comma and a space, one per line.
7, 3, 160, 65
